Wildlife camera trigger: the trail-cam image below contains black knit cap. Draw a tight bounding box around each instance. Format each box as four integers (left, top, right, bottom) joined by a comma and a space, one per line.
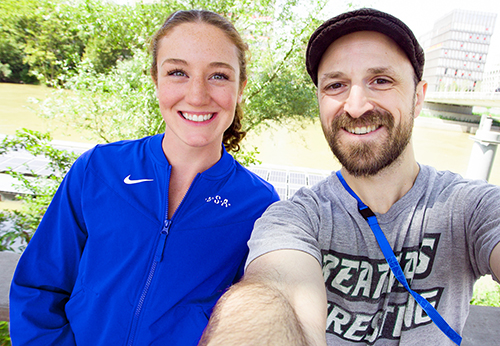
306, 8, 425, 86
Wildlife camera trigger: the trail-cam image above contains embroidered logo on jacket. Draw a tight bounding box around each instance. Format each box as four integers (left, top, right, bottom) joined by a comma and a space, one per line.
123, 175, 154, 185
205, 195, 231, 207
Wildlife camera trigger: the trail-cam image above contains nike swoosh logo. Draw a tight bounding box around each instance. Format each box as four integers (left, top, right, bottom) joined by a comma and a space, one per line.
124, 175, 154, 185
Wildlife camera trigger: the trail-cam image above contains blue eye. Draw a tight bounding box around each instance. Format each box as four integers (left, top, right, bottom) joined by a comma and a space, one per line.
168, 69, 186, 77
211, 73, 229, 80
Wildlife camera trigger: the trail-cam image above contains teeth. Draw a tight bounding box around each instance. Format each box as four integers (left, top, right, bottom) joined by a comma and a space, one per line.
347, 125, 378, 135
182, 112, 214, 122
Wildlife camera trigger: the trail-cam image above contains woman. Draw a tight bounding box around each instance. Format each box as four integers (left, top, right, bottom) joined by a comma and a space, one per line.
10, 10, 279, 346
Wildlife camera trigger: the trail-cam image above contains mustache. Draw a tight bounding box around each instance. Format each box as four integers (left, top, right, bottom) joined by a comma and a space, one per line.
332, 109, 395, 129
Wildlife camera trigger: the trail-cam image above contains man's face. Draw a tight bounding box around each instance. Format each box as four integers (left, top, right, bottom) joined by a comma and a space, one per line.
316, 31, 426, 177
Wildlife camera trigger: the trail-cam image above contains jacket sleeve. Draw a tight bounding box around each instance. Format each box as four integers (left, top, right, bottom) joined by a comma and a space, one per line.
9, 150, 91, 345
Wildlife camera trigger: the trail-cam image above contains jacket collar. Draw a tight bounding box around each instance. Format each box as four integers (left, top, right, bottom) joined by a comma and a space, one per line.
149, 134, 234, 178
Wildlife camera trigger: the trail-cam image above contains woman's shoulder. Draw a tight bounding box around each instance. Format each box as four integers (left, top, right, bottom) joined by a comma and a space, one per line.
72, 135, 163, 172
230, 162, 280, 202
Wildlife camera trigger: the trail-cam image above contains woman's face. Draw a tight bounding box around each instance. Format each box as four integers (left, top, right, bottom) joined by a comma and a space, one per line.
155, 22, 244, 153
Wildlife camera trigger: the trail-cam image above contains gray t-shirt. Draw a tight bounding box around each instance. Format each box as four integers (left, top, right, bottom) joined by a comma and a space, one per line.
247, 165, 500, 345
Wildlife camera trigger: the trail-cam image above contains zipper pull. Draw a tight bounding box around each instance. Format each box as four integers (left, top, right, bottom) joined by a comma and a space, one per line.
154, 220, 171, 262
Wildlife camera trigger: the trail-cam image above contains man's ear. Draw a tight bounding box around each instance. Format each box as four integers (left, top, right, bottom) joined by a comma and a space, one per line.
414, 80, 428, 118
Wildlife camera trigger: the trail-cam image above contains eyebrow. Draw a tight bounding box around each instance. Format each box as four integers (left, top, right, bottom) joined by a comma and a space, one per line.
319, 71, 346, 85
319, 66, 400, 85
161, 58, 187, 67
160, 58, 235, 72
366, 66, 398, 76
209, 61, 236, 72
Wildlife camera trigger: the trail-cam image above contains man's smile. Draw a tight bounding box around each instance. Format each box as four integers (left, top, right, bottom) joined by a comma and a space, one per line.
345, 124, 380, 135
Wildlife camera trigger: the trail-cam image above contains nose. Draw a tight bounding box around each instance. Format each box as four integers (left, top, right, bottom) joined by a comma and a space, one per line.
344, 85, 373, 118
186, 77, 210, 106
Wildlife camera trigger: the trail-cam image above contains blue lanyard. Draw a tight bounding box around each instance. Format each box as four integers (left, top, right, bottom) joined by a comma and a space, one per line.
336, 171, 462, 345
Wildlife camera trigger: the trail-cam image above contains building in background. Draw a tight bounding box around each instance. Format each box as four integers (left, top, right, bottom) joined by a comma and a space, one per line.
482, 60, 500, 92
420, 9, 497, 92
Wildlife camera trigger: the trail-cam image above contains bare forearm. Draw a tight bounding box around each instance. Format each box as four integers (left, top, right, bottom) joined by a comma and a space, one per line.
199, 280, 310, 346
200, 250, 327, 346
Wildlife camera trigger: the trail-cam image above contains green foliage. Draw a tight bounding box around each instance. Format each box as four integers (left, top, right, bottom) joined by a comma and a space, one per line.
0, 0, 89, 85
21, 0, 85, 85
239, 0, 326, 131
471, 278, 500, 307
0, 129, 78, 252
0, 322, 10, 346
471, 288, 500, 307
232, 146, 261, 167
0, 63, 11, 79
73, 0, 178, 75
0, 0, 39, 83
37, 50, 164, 143
0, 0, 179, 84
28, 0, 328, 144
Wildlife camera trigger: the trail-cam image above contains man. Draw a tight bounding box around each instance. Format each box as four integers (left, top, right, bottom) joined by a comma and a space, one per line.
199, 8, 500, 346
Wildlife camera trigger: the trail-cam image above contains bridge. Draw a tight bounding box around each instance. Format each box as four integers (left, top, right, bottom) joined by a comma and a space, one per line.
423, 91, 500, 123
425, 92, 500, 108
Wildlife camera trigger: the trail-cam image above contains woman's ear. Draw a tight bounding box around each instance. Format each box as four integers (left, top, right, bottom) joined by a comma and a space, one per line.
238, 80, 248, 103
151, 72, 158, 87
152, 75, 159, 97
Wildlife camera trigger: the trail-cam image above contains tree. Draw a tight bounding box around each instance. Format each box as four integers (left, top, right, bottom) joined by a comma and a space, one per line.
21, 0, 86, 85
0, 0, 180, 84
37, 50, 163, 143
73, 0, 179, 74
0, 0, 40, 83
35, 0, 328, 142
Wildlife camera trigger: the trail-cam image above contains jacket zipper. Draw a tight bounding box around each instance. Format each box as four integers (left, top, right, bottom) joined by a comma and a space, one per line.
126, 169, 200, 345
127, 219, 171, 346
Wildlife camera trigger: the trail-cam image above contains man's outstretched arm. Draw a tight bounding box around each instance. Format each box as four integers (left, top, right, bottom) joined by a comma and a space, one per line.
199, 249, 327, 346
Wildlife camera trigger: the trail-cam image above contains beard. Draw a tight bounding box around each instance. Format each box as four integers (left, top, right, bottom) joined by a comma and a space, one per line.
322, 106, 415, 177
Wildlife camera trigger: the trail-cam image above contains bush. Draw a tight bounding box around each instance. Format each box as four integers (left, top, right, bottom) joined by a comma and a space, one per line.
0, 322, 10, 346
0, 129, 78, 252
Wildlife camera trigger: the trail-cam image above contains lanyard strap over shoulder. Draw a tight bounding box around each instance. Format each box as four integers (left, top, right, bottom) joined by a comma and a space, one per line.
336, 171, 462, 345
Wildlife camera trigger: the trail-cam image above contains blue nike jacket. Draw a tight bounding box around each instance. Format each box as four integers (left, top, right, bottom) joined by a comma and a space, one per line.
10, 134, 279, 345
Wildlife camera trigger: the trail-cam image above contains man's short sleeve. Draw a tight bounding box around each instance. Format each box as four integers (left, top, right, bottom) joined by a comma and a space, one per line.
246, 186, 324, 268
465, 182, 500, 283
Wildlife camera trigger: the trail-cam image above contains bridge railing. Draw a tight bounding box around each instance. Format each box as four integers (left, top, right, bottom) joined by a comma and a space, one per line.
426, 91, 500, 101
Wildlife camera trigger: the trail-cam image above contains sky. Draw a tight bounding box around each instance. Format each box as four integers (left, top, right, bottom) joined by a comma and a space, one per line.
324, 0, 500, 71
